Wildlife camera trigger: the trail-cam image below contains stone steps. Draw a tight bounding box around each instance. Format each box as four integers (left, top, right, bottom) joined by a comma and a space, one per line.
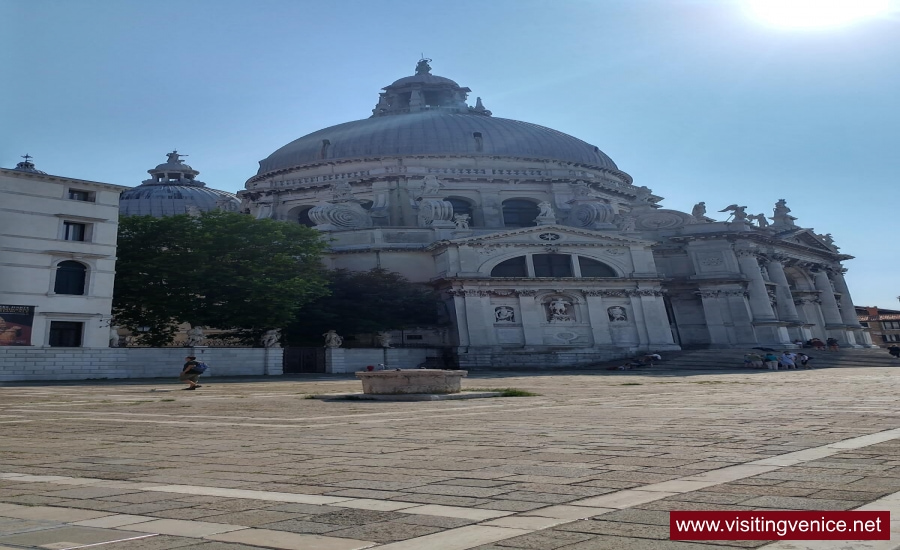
588, 348, 900, 372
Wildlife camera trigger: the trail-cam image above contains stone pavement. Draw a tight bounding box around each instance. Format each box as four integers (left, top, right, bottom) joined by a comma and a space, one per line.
0, 364, 898, 549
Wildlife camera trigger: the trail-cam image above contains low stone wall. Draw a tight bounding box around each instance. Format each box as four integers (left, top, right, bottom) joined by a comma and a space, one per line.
0, 347, 282, 382
325, 348, 429, 373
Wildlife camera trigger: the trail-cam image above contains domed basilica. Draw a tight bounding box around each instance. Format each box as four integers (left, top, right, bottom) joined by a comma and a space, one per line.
239, 59, 870, 368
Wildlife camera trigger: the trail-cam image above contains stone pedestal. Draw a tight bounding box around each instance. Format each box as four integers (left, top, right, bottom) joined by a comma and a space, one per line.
356, 369, 467, 395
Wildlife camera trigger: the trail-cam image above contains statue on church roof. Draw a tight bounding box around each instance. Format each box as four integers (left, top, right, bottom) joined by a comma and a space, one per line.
691, 202, 706, 219
748, 213, 769, 228
771, 199, 797, 228
166, 150, 186, 164
719, 204, 748, 222
415, 58, 432, 75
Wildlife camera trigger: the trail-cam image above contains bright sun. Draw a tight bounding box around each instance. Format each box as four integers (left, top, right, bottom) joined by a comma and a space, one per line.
745, 0, 893, 29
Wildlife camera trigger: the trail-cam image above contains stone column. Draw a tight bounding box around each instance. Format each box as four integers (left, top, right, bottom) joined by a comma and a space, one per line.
736, 251, 790, 344
583, 292, 613, 345
765, 257, 801, 322
830, 269, 862, 328
517, 290, 544, 345
812, 269, 844, 326
636, 291, 676, 346
736, 250, 777, 322
463, 291, 493, 346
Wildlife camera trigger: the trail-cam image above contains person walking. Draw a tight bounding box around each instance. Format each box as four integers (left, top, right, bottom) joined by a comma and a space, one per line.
764, 352, 779, 370
888, 344, 900, 359
180, 355, 203, 390
798, 353, 812, 369
826, 337, 839, 352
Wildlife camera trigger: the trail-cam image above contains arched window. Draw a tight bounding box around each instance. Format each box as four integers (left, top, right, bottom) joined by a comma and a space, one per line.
579, 257, 617, 277
55, 261, 87, 295
533, 254, 573, 277
297, 206, 315, 227
502, 200, 539, 228
447, 198, 473, 223
491, 257, 528, 277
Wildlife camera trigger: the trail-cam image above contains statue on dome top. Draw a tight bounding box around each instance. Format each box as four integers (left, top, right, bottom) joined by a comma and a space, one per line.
415, 57, 432, 75
166, 150, 186, 164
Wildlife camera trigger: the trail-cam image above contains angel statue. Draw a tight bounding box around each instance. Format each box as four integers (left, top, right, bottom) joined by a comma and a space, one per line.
718, 204, 748, 222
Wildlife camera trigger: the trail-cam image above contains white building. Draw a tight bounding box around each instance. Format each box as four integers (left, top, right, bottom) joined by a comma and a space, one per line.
0, 157, 128, 348
240, 60, 871, 368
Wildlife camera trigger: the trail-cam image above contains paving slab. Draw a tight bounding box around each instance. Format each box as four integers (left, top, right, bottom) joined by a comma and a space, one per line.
0, 526, 152, 548
121, 518, 248, 537
205, 528, 375, 550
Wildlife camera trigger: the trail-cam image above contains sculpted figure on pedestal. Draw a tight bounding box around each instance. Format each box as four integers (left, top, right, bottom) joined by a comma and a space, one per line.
771, 199, 797, 228
323, 330, 343, 348
186, 326, 206, 347
719, 204, 748, 222
691, 201, 706, 219
261, 329, 281, 348
377, 331, 392, 348
748, 213, 769, 227
453, 213, 470, 229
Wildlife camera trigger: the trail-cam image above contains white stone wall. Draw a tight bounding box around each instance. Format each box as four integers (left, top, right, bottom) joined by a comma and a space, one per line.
0, 347, 282, 382
0, 169, 128, 348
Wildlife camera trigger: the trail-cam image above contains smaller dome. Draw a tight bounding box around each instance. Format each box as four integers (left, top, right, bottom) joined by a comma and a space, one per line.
153, 160, 196, 173
10, 155, 47, 174
389, 73, 460, 88
120, 152, 240, 217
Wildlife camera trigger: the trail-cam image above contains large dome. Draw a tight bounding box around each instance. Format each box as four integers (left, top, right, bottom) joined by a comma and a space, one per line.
254, 60, 618, 180
256, 111, 618, 177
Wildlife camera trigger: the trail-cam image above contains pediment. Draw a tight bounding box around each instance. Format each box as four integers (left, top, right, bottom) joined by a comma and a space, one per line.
429, 224, 655, 251
777, 229, 837, 252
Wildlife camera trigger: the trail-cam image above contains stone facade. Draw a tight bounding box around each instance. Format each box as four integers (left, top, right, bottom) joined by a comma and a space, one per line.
240, 61, 872, 367
0, 160, 129, 349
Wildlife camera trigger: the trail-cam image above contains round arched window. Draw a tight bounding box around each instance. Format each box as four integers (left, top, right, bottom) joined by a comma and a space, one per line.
55, 261, 87, 295
502, 200, 539, 228
579, 257, 617, 277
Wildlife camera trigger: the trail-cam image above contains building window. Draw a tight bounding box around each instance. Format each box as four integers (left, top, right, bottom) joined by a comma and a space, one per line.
579, 257, 617, 277
533, 254, 573, 277
68, 189, 94, 201
49, 321, 83, 347
447, 198, 473, 222
502, 200, 539, 228
297, 207, 315, 227
882, 321, 900, 330
406, 335, 424, 340
63, 222, 87, 241
883, 334, 900, 342
491, 257, 528, 277
55, 261, 87, 295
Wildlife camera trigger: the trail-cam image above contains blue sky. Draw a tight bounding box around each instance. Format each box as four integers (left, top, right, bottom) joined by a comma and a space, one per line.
2, 0, 898, 308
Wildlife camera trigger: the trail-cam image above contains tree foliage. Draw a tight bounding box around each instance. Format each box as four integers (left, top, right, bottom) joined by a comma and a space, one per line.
284, 268, 443, 345
113, 211, 328, 345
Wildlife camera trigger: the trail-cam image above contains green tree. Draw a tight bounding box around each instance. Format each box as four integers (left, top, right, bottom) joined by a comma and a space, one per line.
113, 211, 328, 345
284, 268, 443, 345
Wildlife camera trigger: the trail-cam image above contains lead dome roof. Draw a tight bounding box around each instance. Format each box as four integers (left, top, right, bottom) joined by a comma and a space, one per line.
252, 60, 618, 180
120, 151, 239, 217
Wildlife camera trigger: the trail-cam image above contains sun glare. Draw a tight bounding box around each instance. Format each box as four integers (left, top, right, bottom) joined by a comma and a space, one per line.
745, 0, 893, 29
